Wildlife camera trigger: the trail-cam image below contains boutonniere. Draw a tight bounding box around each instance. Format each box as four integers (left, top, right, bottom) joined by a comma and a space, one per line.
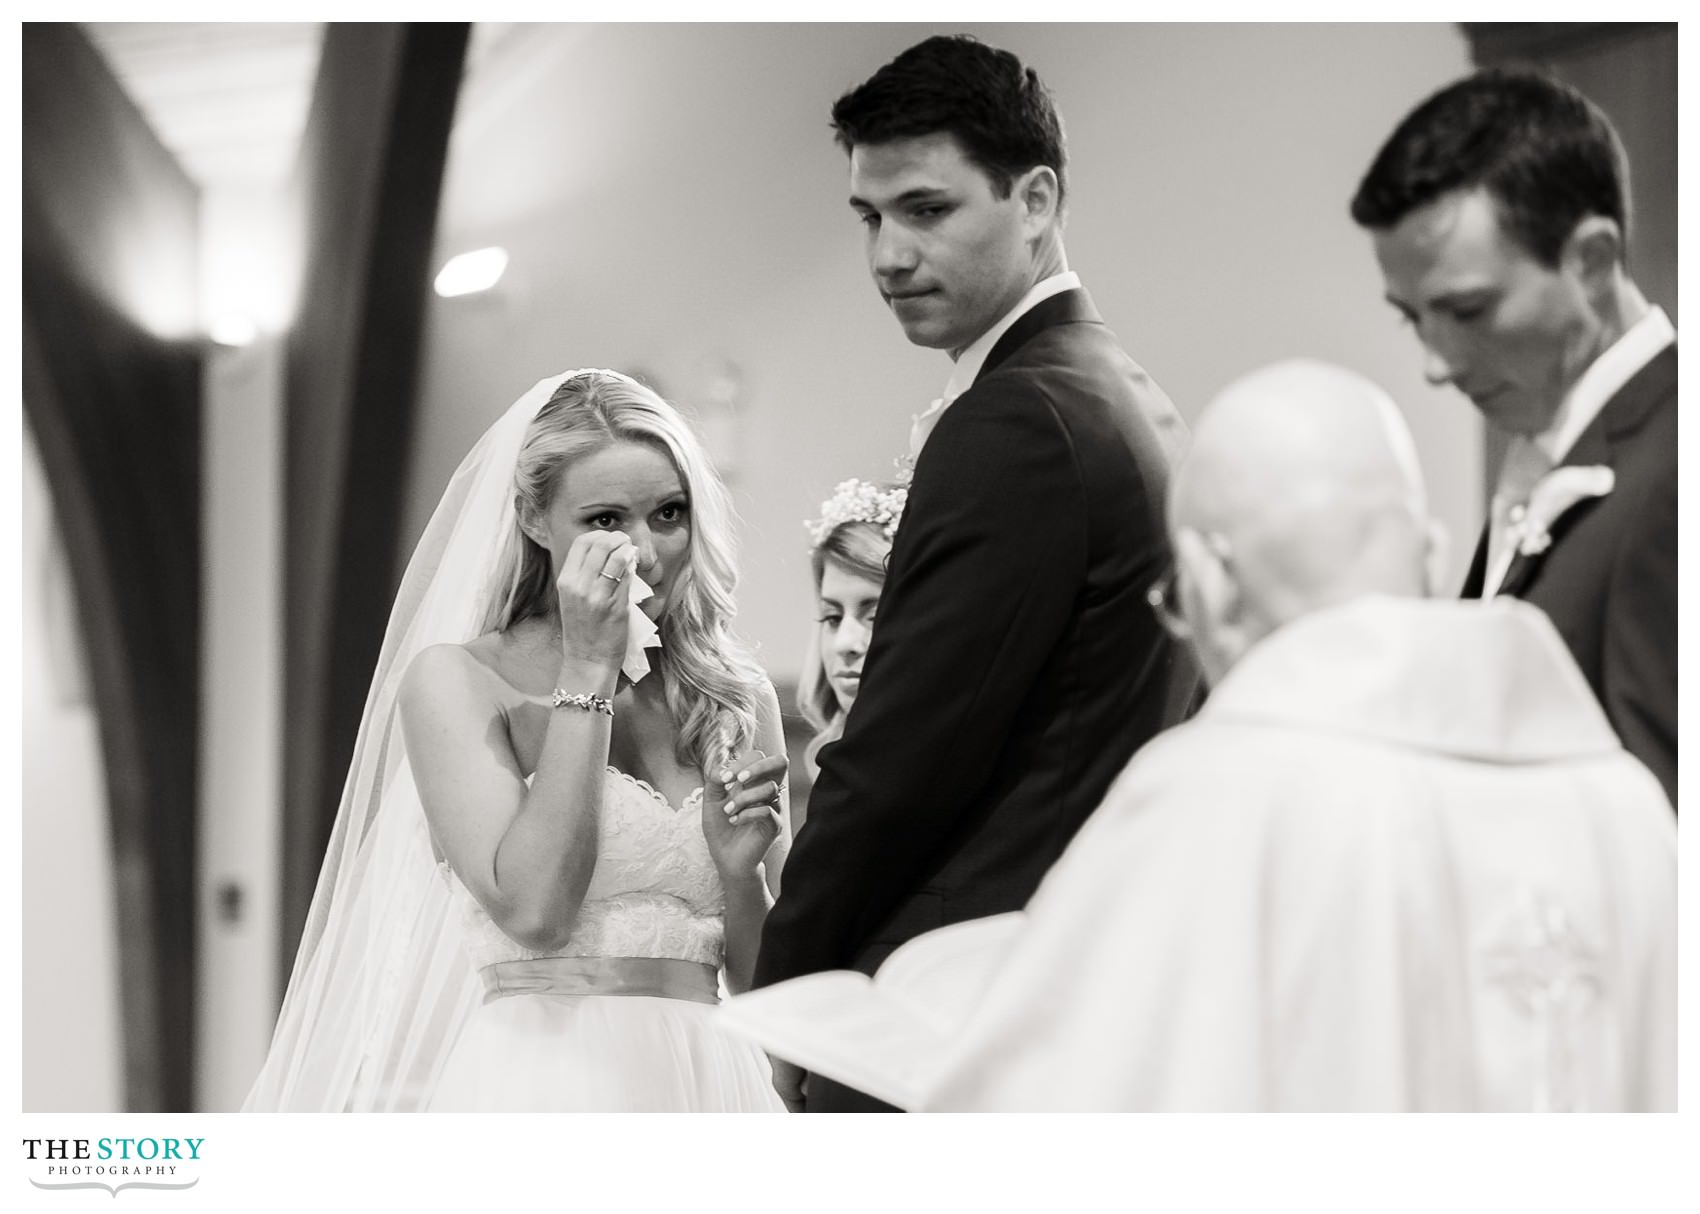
1510, 466, 1615, 557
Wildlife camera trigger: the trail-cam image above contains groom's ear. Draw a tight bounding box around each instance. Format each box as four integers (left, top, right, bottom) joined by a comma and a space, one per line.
1015, 165, 1060, 230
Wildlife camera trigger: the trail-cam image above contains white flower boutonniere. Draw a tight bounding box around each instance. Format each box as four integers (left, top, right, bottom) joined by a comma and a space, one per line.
1510, 465, 1615, 557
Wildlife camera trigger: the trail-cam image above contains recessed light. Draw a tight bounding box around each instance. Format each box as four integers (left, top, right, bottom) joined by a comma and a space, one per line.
434, 247, 509, 298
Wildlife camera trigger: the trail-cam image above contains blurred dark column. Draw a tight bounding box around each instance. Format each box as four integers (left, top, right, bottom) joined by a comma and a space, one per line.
1460, 23, 1677, 495
22, 22, 203, 1112
280, 23, 470, 980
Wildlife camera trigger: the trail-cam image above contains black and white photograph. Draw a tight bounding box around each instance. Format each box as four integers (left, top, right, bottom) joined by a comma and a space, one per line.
15, 14, 1684, 1208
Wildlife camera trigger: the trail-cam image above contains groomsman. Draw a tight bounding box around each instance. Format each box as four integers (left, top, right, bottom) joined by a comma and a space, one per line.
1351, 67, 1676, 807
753, 33, 1197, 1110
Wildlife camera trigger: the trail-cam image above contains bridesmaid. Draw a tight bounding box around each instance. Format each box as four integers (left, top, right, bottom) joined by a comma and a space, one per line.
796, 478, 906, 832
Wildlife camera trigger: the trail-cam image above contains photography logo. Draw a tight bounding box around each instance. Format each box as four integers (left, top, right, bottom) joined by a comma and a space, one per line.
22, 1138, 202, 1197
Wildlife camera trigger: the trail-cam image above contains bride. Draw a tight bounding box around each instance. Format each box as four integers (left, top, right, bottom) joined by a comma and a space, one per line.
244, 369, 789, 1112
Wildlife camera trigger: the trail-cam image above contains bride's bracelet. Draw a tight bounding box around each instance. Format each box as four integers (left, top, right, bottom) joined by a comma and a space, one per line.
552, 689, 614, 717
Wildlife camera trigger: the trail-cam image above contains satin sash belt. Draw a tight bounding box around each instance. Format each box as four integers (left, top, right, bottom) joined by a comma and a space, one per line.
479, 956, 720, 1006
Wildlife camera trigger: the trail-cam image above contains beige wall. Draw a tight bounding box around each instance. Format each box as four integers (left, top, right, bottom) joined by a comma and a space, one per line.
408, 22, 1479, 685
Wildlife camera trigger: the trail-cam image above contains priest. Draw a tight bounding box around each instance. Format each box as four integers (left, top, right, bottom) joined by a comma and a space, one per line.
913, 359, 1676, 1111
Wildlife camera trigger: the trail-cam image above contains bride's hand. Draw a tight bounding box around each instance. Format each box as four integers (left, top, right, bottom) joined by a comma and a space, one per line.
555, 531, 636, 669
702, 749, 786, 881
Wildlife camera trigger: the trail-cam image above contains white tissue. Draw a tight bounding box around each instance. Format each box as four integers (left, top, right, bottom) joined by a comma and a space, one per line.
623, 574, 662, 683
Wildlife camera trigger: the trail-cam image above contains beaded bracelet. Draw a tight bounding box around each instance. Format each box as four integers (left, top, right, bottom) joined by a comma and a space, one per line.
551, 689, 614, 716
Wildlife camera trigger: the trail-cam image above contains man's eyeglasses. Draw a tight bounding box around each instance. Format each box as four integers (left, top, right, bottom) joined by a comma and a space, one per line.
1146, 532, 1232, 641
1146, 566, 1191, 639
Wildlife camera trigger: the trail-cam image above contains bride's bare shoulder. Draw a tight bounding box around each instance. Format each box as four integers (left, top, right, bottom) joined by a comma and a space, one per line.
401, 635, 512, 711
403, 620, 557, 709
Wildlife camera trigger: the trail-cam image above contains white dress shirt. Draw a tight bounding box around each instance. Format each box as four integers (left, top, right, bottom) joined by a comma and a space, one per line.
907, 271, 1083, 460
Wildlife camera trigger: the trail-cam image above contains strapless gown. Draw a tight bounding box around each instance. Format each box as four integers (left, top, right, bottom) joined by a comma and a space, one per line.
427, 767, 784, 1111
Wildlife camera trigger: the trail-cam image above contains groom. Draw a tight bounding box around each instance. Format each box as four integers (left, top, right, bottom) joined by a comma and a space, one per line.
754, 34, 1198, 1111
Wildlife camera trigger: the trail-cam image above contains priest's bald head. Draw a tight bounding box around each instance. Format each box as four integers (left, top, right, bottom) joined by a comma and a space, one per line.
1165, 360, 1446, 686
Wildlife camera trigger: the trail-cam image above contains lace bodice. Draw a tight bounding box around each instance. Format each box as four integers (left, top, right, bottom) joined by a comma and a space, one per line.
442, 767, 725, 970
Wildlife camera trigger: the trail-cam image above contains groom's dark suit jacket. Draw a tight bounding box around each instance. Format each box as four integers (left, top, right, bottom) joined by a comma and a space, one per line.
754, 290, 1200, 1107
1462, 343, 1676, 808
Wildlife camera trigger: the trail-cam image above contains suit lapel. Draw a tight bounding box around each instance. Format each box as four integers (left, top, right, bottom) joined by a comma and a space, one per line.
1490, 342, 1675, 600
1558, 342, 1676, 471
975, 288, 1102, 385
1497, 539, 1548, 599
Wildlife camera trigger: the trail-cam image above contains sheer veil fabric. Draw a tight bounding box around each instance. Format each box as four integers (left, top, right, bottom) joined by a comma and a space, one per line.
245, 370, 623, 1111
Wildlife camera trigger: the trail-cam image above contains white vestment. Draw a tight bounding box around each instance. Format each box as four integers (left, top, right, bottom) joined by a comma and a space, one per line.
918, 597, 1675, 1111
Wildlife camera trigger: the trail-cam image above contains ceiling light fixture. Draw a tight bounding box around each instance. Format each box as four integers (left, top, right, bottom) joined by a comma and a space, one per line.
434, 247, 509, 298
209, 314, 258, 348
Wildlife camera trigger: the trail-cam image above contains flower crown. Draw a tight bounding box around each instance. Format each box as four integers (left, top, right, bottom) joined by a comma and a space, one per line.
805, 478, 908, 548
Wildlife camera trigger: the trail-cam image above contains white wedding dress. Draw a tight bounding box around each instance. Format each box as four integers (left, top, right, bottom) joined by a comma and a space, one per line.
427, 766, 784, 1112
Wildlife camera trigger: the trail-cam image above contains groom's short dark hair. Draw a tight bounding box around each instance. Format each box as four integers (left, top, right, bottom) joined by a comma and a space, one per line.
831, 34, 1068, 205
1350, 67, 1630, 269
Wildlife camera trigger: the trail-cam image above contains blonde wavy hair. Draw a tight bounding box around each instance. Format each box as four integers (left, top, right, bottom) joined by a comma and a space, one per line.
478, 371, 763, 772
